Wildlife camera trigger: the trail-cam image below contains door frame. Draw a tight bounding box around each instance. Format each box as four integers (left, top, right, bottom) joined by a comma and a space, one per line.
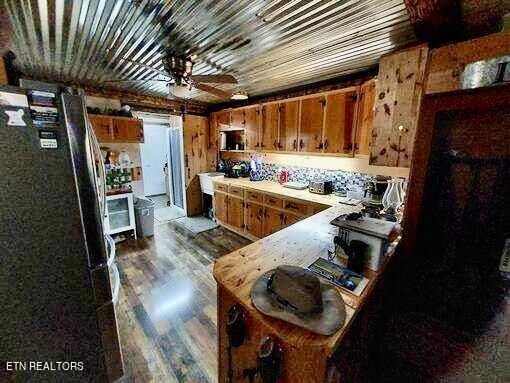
166, 126, 187, 216
402, 83, 510, 257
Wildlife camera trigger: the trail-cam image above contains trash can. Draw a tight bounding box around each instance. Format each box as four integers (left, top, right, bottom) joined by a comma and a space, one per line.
134, 197, 155, 237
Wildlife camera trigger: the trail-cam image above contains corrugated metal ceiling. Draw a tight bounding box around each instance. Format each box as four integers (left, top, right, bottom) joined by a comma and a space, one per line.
5, 0, 416, 103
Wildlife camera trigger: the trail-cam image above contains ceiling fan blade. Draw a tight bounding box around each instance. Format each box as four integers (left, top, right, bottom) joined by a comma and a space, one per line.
190, 74, 238, 84
194, 83, 231, 99
103, 79, 168, 83
119, 57, 169, 77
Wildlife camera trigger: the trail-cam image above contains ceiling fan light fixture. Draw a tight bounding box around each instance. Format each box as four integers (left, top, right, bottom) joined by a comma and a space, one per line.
169, 83, 191, 98
231, 91, 248, 100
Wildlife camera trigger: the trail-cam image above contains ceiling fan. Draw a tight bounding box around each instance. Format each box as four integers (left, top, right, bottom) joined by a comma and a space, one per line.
104, 51, 242, 100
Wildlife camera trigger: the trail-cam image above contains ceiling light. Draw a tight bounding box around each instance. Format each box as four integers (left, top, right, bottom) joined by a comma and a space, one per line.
169, 84, 190, 98
231, 91, 248, 100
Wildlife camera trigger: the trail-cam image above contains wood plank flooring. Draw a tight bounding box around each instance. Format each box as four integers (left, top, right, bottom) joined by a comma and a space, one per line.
115, 220, 251, 382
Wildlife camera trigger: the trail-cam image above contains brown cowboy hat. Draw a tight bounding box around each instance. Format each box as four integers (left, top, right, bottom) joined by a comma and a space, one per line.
250, 265, 346, 335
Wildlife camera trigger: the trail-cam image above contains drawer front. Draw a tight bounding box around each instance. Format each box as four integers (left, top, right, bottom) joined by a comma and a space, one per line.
246, 190, 263, 203
214, 182, 228, 192
283, 199, 308, 216
264, 194, 284, 209
229, 185, 245, 198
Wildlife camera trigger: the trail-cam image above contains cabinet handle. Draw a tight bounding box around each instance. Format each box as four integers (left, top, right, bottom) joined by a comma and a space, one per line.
315, 141, 323, 150
283, 215, 287, 225
277, 142, 283, 149
323, 139, 328, 150
293, 139, 297, 150
273, 140, 277, 149
299, 139, 304, 150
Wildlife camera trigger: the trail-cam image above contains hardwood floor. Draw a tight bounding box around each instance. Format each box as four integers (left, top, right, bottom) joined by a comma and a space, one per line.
115, 221, 251, 382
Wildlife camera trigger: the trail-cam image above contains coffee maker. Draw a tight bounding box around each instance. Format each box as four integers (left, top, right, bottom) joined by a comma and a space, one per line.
361, 176, 390, 218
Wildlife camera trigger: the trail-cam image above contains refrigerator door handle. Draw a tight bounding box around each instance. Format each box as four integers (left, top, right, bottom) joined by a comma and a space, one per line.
111, 262, 120, 304
106, 235, 116, 267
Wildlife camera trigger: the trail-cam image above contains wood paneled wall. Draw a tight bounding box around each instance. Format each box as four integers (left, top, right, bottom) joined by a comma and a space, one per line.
183, 115, 215, 216
425, 31, 510, 94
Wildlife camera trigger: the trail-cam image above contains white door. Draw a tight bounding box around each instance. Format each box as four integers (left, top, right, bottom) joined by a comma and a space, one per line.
140, 124, 168, 196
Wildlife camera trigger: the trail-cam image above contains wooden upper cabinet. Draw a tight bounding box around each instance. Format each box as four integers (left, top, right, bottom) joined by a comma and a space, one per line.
355, 80, 376, 155
89, 115, 144, 143
113, 117, 144, 143
89, 115, 114, 142
216, 110, 230, 130
244, 106, 260, 150
279, 100, 300, 151
227, 196, 244, 229
370, 45, 429, 167
230, 109, 244, 129
260, 103, 280, 151
323, 90, 357, 154
299, 96, 325, 152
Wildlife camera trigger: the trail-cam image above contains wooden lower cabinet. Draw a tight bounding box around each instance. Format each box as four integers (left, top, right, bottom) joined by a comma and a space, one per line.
245, 202, 264, 238
227, 196, 244, 230
214, 191, 228, 223
282, 212, 303, 228
214, 184, 328, 239
263, 207, 283, 237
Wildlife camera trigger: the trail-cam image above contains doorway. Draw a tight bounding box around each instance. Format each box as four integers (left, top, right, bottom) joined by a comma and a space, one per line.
138, 113, 186, 222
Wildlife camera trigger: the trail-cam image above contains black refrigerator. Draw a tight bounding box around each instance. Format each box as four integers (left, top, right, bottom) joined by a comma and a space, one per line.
0, 81, 123, 382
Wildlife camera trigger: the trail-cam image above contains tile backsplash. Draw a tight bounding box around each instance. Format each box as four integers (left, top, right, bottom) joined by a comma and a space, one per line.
260, 163, 374, 191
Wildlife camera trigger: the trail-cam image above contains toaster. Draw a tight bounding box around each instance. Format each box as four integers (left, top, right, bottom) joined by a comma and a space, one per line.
308, 180, 333, 195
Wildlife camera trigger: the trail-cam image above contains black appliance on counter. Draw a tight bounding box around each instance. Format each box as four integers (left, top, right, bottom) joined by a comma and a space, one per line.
0, 81, 123, 382
218, 159, 250, 178
309, 180, 333, 195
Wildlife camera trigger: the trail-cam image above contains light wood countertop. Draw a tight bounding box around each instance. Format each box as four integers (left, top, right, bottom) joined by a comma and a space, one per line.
213, 202, 396, 356
213, 177, 345, 206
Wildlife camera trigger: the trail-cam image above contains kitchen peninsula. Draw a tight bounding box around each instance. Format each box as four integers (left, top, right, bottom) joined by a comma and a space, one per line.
213, 199, 398, 382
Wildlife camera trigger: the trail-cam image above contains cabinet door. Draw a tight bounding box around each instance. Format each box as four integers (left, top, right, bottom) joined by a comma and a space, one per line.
89, 115, 114, 142
282, 212, 302, 228
279, 100, 300, 151
323, 91, 357, 154
217, 110, 230, 129
262, 207, 282, 237
227, 196, 244, 229
112, 118, 143, 142
230, 109, 244, 129
214, 191, 228, 223
245, 202, 263, 238
260, 103, 280, 151
244, 106, 260, 150
299, 96, 325, 152
355, 80, 376, 155
370, 45, 428, 167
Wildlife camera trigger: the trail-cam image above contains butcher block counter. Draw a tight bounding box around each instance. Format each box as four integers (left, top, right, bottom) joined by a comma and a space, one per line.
213, 202, 398, 382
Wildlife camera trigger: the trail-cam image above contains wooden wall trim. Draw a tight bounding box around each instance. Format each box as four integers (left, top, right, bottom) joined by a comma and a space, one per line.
402, 83, 510, 257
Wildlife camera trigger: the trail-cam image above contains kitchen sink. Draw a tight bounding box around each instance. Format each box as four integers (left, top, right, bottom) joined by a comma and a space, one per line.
199, 172, 225, 195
